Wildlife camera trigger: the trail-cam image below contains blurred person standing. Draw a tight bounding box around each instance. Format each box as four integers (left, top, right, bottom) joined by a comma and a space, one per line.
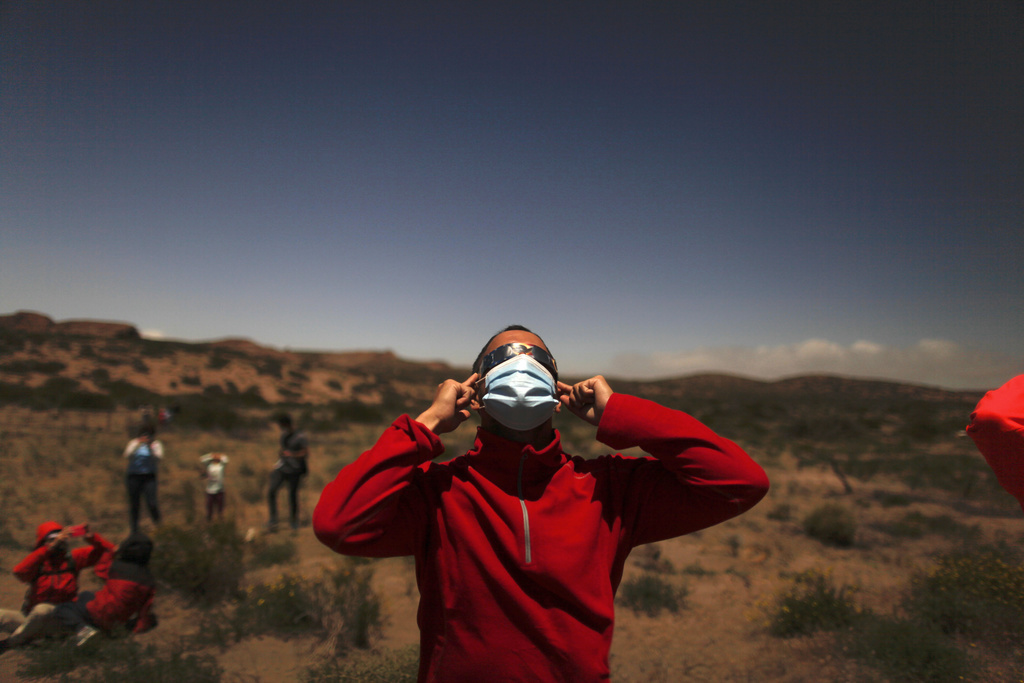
0, 522, 114, 651
967, 374, 1024, 512
124, 425, 164, 532
268, 414, 308, 531
314, 325, 769, 681
199, 452, 229, 521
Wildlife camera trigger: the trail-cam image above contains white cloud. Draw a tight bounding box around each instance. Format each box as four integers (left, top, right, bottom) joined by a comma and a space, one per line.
140, 329, 166, 340
609, 339, 1021, 390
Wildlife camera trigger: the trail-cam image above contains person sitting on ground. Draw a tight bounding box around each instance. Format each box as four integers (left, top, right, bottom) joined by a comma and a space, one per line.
0, 521, 114, 650
199, 452, 229, 521
967, 374, 1024, 512
0, 532, 157, 652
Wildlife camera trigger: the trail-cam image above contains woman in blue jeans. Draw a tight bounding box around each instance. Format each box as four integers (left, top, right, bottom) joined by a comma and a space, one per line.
123, 426, 164, 532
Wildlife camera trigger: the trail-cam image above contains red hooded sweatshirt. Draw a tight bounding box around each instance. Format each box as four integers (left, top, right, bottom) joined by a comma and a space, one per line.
967, 374, 1024, 512
314, 393, 769, 682
84, 533, 157, 633
12, 522, 115, 613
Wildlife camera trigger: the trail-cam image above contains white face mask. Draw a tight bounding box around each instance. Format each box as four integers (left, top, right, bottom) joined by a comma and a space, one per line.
481, 355, 559, 431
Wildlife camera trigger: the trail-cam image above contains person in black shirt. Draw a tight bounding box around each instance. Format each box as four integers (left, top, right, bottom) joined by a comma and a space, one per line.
267, 414, 308, 531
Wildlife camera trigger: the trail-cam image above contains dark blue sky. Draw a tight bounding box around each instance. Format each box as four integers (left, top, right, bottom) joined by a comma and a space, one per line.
2, 1, 1021, 388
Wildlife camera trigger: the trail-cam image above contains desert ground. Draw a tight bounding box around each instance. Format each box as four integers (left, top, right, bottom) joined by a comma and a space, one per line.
0, 403, 1021, 682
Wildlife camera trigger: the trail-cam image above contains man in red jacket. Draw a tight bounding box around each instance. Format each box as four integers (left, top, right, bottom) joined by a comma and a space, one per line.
967, 374, 1024, 512
0, 521, 114, 648
314, 326, 770, 682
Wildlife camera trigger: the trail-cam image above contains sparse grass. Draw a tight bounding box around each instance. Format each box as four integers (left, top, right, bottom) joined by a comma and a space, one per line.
873, 511, 973, 540
803, 502, 857, 547
763, 568, 860, 637
766, 502, 792, 521
235, 571, 319, 636
0, 368, 1012, 680
617, 573, 687, 617
18, 631, 223, 682
903, 544, 1024, 644
871, 490, 913, 507
0, 508, 22, 548
235, 563, 382, 652
839, 615, 974, 683
633, 543, 674, 574
151, 519, 245, 604
248, 534, 298, 568
681, 562, 715, 577
0, 359, 66, 374
304, 645, 419, 683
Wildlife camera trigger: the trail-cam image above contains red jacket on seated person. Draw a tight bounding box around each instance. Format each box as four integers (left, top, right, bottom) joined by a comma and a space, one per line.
13, 522, 114, 613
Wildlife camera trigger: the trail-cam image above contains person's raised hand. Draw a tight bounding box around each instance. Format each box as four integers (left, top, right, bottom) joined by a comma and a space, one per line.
416, 374, 479, 435
557, 376, 613, 426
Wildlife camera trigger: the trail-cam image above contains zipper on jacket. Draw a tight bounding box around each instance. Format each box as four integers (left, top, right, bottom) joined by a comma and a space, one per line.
517, 453, 532, 564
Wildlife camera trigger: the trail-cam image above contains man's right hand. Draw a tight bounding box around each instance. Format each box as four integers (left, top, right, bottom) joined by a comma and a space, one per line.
416, 374, 479, 435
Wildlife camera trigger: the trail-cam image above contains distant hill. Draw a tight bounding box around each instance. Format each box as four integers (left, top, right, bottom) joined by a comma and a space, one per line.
0, 311, 456, 419
0, 310, 984, 439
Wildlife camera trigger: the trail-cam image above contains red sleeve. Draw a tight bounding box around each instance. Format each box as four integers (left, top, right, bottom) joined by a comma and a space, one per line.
71, 533, 117, 571
313, 415, 442, 557
131, 589, 156, 633
12, 547, 48, 583
91, 545, 116, 581
596, 393, 770, 546
967, 374, 1024, 512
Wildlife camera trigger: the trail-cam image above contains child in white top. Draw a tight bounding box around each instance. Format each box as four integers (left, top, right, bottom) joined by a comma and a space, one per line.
199, 453, 229, 521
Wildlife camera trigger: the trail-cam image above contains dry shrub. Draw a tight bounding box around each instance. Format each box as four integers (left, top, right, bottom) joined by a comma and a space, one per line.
839, 615, 973, 683
151, 519, 245, 604
763, 568, 860, 637
803, 502, 857, 547
234, 562, 382, 653
304, 645, 419, 683
617, 572, 687, 617
904, 544, 1024, 644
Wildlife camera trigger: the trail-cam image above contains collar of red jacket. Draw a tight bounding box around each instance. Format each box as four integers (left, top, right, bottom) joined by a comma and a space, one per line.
467, 426, 568, 474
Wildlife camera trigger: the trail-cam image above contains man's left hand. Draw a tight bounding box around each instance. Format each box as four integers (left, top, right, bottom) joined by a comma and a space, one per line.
557, 376, 613, 426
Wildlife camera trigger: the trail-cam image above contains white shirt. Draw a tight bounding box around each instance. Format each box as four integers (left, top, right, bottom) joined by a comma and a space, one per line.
200, 453, 229, 494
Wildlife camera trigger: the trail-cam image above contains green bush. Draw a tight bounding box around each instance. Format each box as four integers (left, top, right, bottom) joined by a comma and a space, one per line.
681, 562, 715, 577
764, 568, 860, 637
840, 615, 973, 683
0, 359, 66, 374
304, 645, 420, 683
313, 563, 383, 651
151, 520, 245, 604
871, 491, 913, 507
207, 354, 231, 370
168, 395, 256, 432
617, 573, 687, 617
904, 545, 1024, 643
234, 572, 318, 637
248, 535, 298, 568
235, 563, 382, 653
874, 512, 972, 540
803, 502, 857, 547
18, 633, 222, 682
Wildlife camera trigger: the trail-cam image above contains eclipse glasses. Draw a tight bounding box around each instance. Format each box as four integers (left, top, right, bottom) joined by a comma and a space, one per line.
478, 343, 558, 380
